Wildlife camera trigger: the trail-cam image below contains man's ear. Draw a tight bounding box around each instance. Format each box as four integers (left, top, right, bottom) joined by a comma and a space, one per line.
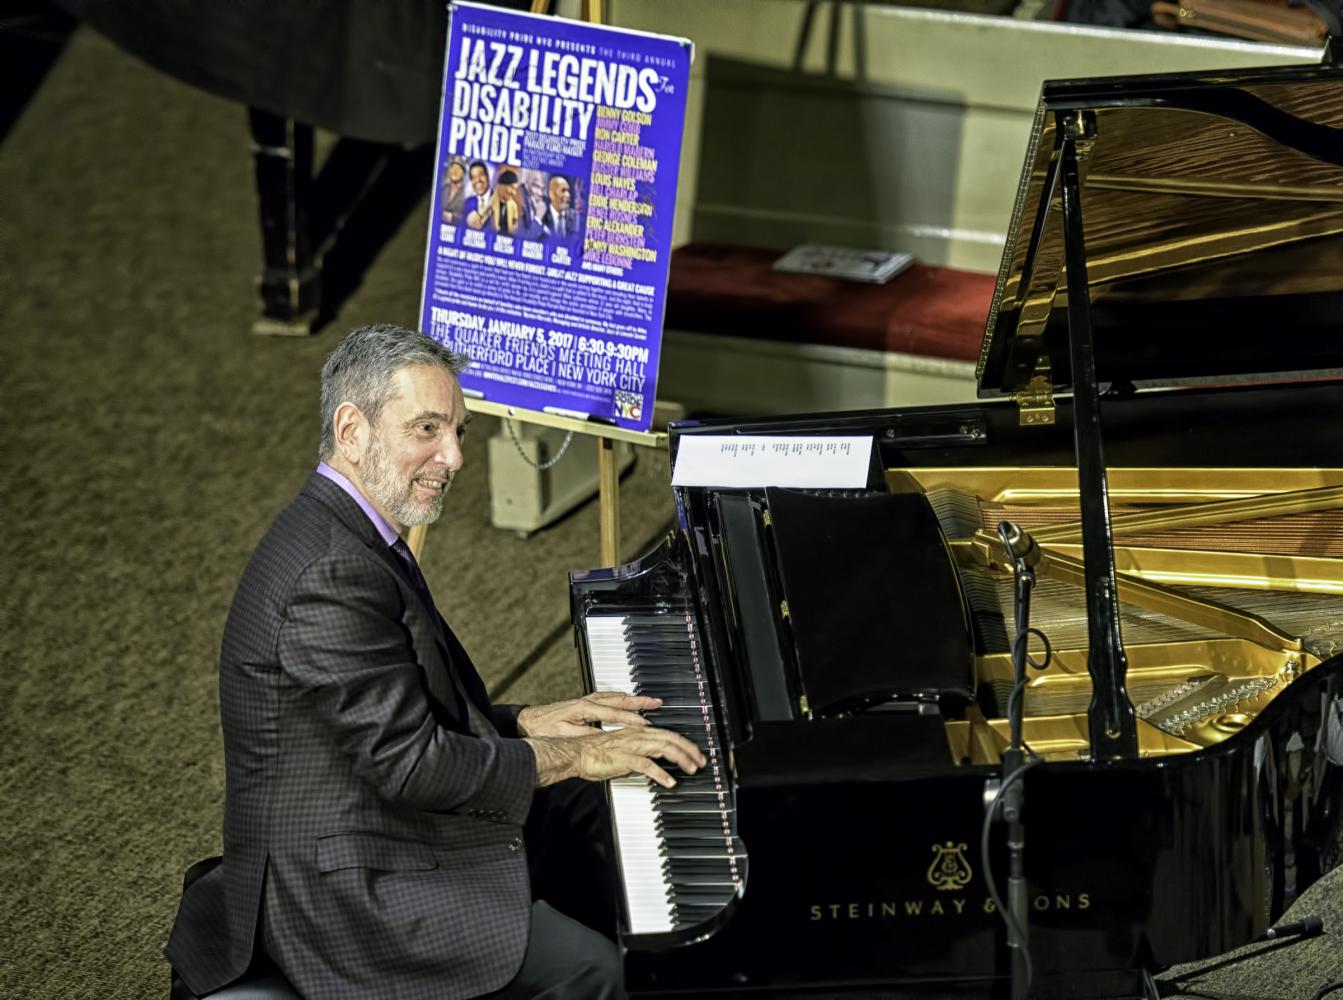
333, 402, 369, 465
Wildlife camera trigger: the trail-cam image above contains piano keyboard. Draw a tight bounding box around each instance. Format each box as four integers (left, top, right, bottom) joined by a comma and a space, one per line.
584, 611, 746, 936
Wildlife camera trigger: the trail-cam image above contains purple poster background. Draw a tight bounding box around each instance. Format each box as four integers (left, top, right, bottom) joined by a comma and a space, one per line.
419, 2, 691, 433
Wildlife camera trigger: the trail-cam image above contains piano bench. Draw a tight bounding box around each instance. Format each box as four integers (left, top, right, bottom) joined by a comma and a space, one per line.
171, 969, 299, 1000
659, 242, 995, 415
168, 857, 301, 1000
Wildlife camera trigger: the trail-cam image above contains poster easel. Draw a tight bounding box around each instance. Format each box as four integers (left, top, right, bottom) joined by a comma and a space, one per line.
409, 0, 672, 568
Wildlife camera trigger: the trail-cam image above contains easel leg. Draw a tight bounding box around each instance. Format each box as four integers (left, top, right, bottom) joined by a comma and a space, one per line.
598, 436, 620, 567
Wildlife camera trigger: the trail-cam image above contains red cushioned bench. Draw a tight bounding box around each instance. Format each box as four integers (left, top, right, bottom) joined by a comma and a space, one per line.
656, 243, 996, 416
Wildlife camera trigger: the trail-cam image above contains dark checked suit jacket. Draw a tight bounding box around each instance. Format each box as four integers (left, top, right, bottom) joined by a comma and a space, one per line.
166, 473, 538, 1000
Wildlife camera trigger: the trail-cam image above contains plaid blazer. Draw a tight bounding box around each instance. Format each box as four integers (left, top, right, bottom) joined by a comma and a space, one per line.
166, 473, 537, 999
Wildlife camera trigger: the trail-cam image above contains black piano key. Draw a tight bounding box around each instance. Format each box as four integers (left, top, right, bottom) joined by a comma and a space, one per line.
666, 863, 726, 877
652, 787, 728, 803
663, 853, 735, 869
654, 801, 729, 814
672, 891, 737, 908
654, 815, 731, 831
659, 831, 734, 845
660, 845, 741, 860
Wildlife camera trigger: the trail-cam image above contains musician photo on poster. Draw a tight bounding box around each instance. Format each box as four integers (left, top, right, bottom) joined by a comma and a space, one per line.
540, 172, 583, 246
463, 158, 492, 228
419, 1, 692, 433
439, 156, 469, 226
487, 166, 544, 241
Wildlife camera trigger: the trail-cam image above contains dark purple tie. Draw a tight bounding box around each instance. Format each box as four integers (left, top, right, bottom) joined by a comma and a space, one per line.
391, 537, 436, 614
391, 537, 494, 722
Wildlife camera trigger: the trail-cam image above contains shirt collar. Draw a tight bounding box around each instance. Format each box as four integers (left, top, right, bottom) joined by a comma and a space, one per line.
316, 462, 401, 548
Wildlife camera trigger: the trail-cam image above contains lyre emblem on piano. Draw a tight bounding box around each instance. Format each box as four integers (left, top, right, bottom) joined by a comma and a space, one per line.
926, 841, 973, 892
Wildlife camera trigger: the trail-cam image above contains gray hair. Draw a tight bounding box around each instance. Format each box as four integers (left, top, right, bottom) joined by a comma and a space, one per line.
319, 324, 469, 461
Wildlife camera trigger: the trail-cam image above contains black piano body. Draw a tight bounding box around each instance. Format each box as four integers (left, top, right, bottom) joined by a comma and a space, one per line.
571, 59, 1343, 998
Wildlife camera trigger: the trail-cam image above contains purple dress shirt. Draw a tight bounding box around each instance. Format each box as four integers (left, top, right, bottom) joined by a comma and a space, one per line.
316, 462, 400, 548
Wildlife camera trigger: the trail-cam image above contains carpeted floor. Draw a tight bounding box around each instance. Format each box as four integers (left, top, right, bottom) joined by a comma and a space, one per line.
3, 20, 1342, 1000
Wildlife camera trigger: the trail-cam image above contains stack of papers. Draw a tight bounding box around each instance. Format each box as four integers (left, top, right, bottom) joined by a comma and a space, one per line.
773, 244, 915, 284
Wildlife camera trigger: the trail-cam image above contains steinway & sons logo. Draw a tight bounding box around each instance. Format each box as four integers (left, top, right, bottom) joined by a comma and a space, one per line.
807, 841, 1091, 922
927, 840, 972, 891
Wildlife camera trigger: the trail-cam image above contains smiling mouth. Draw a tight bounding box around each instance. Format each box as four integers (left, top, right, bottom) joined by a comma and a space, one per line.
414, 476, 449, 494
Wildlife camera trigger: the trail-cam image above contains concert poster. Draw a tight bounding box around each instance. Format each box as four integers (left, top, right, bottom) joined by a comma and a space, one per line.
419, 2, 692, 433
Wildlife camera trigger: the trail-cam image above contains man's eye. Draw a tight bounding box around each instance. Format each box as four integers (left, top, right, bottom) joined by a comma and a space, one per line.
418, 423, 437, 435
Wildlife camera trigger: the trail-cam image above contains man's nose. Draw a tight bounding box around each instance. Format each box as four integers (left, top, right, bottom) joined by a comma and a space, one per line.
437, 433, 464, 472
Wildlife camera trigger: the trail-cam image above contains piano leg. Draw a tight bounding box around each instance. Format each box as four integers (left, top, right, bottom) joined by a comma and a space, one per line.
249, 107, 318, 336
247, 107, 432, 336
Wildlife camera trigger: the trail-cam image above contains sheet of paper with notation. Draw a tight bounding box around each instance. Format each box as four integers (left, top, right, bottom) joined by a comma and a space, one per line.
671, 435, 873, 488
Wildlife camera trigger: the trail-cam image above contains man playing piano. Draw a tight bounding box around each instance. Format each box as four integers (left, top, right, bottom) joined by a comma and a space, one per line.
166, 323, 705, 1000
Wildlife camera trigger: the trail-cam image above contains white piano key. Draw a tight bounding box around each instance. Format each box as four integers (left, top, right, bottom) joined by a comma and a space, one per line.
610, 777, 675, 933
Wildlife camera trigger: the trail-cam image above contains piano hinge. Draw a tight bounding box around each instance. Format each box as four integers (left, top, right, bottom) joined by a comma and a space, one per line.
779, 599, 790, 619
1012, 357, 1055, 427
798, 694, 811, 717
762, 509, 772, 528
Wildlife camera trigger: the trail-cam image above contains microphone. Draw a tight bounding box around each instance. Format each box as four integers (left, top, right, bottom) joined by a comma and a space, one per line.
1265, 915, 1324, 940
998, 521, 1042, 570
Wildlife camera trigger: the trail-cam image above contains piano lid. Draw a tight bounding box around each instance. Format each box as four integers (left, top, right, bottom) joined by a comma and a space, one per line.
978, 61, 1343, 399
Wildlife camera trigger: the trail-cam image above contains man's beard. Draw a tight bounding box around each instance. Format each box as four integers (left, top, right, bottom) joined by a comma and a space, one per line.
361, 431, 452, 527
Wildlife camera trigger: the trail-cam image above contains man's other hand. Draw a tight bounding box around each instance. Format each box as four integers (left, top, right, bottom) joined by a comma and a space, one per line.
577, 726, 707, 789
517, 691, 660, 738
524, 726, 707, 789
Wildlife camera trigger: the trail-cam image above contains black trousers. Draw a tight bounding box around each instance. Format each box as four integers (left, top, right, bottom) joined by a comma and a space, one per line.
482, 779, 625, 999
483, 900, 623, 999
525, 778, 620, 938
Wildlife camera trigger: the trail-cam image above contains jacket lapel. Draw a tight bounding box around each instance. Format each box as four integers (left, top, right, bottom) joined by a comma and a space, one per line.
299, 474, 497, 736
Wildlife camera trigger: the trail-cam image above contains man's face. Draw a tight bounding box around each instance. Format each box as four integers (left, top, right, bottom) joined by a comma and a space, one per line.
524, 172, 545, 211
469, 165, 489, 196
549, 177, 570, 211
358, 364, 468, 530
497, 181, 517, 205
448, 161, 464, 184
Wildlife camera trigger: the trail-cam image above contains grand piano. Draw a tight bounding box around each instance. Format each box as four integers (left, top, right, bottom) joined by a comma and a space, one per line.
569, 56, 1343, 998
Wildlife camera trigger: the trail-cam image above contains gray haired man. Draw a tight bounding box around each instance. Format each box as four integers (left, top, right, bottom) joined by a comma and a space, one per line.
166, 323, 703, 999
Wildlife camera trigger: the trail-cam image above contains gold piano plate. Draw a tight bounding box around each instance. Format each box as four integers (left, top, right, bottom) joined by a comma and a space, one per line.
887, 466, 1343, 765
946, 710, 1205, 765
972, 638, 1315, 756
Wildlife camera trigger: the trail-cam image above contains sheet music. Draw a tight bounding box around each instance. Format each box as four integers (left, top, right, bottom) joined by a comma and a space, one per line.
671, 435, 873, 488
